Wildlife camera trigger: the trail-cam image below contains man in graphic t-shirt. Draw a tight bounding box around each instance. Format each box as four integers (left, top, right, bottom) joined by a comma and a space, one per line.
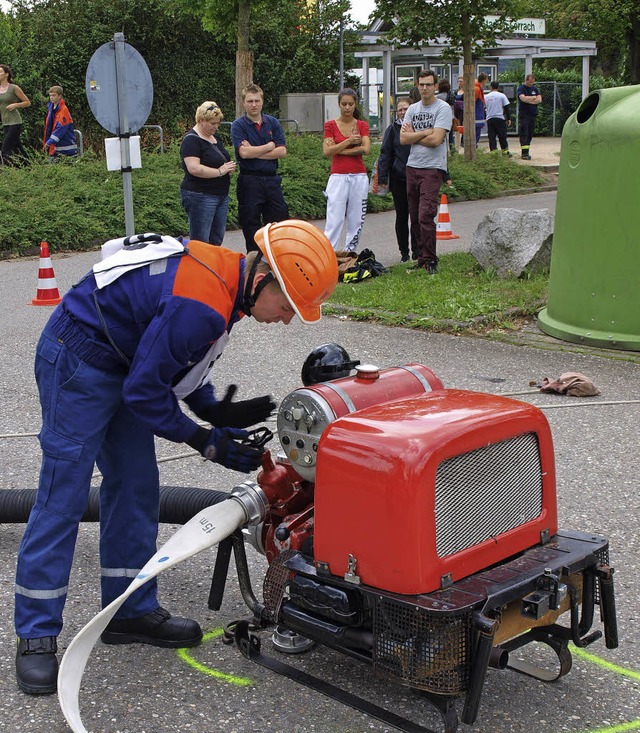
400, 68, 452, 275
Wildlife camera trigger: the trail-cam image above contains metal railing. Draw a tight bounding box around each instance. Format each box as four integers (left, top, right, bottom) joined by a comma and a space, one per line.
70, 117, 296, 160
141, 124, 165, 153
74, 129, 84, 156
508, 82, 582, 137
277, 118, 300, 133
219, 118, 300, 133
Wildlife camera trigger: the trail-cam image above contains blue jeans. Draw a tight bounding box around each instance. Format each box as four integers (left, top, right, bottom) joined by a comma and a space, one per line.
180, 189, 229, 245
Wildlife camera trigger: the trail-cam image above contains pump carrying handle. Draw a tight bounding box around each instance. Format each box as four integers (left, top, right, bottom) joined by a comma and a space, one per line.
241, 426, 273, 449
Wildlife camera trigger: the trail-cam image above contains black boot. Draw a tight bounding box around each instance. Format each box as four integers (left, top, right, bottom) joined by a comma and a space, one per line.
16, 637, 58, 695
101, 606, 202, 648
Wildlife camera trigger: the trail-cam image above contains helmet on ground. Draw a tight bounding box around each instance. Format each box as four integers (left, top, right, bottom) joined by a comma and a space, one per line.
254, 220, 339, 324
301, 343, 360, 386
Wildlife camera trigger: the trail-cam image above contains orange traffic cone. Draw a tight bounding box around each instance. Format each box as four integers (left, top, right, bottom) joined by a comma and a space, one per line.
435, 194, 460, 240
30, 241, 62, 306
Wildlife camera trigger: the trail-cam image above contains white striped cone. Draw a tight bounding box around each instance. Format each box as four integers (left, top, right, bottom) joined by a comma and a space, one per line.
30, 241, 62, 306
436, 194, 460, 240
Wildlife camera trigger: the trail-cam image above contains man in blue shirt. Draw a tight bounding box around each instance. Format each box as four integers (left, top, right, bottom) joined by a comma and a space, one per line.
517, 75, 542, 160
231, 84, 289, 252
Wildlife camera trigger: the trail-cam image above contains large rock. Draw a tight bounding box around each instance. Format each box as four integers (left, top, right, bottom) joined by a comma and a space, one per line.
470, 208, 554, 277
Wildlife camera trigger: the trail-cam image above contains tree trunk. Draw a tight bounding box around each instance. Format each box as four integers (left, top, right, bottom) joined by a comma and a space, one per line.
236, 0, 253, 117
629, 7, 640, 84
236, 50, 254, 117
462, 62, 476, 161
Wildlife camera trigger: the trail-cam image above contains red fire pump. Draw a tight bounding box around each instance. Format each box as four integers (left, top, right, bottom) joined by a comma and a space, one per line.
210, 363, 618, 733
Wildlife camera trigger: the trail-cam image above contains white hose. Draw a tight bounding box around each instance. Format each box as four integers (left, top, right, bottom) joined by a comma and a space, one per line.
58, 499, 247, 733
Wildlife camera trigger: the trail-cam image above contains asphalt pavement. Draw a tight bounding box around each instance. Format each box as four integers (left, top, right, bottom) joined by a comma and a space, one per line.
0, 190, 638, 733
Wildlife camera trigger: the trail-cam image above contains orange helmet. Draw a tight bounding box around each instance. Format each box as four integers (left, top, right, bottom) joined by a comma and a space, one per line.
254, 220, 338, 324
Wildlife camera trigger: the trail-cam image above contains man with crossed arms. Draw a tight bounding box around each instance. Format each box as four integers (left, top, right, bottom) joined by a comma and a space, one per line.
400, 68, 452, 275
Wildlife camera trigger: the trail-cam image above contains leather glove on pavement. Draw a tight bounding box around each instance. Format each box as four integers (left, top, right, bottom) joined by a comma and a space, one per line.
208, 384, 276, 429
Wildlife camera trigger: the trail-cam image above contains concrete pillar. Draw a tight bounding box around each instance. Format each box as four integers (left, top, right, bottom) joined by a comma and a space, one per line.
362, 57, 370, 117
582, 56, 590, 99
525, 55, 533, 77
382, 49, 392, 131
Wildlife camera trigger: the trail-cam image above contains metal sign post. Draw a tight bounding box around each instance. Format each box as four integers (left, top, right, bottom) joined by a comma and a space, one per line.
114, 33, 134, 235
85, 33, 153, 236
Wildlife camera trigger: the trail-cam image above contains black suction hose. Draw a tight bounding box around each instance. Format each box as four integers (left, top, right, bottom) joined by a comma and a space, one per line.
0, 486, 230, 525
0, 489, 38, 523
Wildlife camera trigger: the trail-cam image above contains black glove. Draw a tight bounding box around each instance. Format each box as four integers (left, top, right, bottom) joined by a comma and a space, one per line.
208, 384, 276, 428
193, 426, 264, 473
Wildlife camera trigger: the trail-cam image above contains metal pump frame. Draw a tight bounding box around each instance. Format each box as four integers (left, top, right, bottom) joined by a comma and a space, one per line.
207, 529, 618, 733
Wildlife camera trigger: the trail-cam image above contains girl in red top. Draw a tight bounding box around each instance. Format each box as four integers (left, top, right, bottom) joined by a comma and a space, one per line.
323, 88, 371, 252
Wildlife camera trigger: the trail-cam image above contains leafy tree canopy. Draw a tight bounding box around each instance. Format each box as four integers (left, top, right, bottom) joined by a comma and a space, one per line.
1, 0, 361, 150
373, 0, 527, 61
524, 0, 640, 82
373, 0, 527, 159
169, 0, 359, 113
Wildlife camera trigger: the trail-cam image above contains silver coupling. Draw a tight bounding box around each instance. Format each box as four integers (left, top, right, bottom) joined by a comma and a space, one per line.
228, 481, 269, 526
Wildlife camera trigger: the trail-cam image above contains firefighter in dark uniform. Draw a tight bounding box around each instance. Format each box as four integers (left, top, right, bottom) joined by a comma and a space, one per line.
231, 83, 289, 252
14, 221, 338, 695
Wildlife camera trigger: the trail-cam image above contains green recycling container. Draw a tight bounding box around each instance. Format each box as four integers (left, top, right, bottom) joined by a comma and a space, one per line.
538, 85, 640, 350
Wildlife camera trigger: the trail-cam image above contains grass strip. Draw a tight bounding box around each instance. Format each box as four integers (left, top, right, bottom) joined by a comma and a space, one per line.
327, 253, 548, 333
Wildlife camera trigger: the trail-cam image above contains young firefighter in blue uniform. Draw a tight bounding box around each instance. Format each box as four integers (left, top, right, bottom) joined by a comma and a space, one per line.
42, 85, 77, 159
14, 221, 339, 695
231, 83, 289, 252
517, 74, 542, 160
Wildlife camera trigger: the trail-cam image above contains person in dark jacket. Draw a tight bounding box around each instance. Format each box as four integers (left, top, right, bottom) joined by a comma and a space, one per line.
376, 99, 417, 262
42, 86, 77, 159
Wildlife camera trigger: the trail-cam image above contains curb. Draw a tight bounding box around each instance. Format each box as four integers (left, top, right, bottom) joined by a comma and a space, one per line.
448, 184, 557, 204
325, 301, 545, 333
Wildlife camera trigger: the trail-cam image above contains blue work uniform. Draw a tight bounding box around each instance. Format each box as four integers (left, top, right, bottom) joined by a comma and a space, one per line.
15, 239, 245, 639
230, 113, 289, 251
517, 82, 541, 151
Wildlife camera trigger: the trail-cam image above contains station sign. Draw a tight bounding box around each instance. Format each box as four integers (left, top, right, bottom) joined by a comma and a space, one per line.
485, 16, 546, 35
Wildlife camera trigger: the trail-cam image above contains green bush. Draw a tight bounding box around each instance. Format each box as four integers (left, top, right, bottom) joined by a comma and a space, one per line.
448, 149, 542, 199
0, 135, 543, 257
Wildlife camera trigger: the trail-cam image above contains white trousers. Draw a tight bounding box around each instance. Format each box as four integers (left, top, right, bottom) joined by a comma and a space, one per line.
324, 173, 369, 252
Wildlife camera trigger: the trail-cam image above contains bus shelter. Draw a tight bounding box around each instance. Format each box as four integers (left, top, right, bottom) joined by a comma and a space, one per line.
356, 20, 597, 131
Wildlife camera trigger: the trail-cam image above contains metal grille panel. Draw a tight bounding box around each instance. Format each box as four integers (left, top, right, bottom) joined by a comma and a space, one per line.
262, 549, 297, 623
594, 546, 610, 605
373, 597, 472, 694
435, 432, 543, 558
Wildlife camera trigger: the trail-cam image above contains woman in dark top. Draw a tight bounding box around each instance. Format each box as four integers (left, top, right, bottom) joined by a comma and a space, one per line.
180, 101, 236, 245
376, 99, 416, 262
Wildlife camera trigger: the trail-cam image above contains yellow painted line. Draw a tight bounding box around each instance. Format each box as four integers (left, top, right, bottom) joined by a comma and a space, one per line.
570, 644, 640, 733
570, 644, 640, 682
176, 627, 253, 686
176, 631, 640, 730
580, 722, 640, 733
